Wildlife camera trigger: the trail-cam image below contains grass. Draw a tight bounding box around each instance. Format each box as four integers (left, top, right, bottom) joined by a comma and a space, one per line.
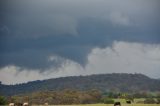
32, 104, 160, 106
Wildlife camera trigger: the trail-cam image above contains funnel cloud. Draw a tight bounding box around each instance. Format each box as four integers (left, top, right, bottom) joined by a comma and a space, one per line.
0, 0, 160, 84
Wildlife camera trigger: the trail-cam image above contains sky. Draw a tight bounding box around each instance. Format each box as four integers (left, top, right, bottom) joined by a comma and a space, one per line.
0, 0, 160, 85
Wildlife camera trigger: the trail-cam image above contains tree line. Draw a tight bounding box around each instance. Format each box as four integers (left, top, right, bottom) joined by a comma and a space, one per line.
1, 89, 160, 105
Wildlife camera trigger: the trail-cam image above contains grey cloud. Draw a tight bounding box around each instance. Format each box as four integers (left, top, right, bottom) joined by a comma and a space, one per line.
1, 41, 160, 85
3, 14, 77, 37
0, 0, 160, 70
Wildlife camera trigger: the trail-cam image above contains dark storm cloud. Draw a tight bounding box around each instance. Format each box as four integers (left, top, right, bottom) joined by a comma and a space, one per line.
0, 0, 160, 70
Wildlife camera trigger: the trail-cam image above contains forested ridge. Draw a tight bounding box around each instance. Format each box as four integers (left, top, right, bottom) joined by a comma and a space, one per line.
0, 73, 160, 96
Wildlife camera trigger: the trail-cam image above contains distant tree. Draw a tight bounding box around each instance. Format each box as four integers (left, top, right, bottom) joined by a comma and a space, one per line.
102, 98, 114, 104
133, 92, 148, 98
157, 98, 160, 104
144, 98, 156, 104
0, 96, 7, 105
126, 94, 134, 102
108, 92, 117, 98
157, 93, 160, 98
87, 89, 102, 102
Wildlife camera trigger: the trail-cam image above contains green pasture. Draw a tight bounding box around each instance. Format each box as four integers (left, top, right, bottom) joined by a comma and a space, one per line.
32, 104, 160, 106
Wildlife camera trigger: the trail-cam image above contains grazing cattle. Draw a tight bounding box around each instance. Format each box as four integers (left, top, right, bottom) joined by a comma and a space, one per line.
9, 103, 14, 106
126, 100, 131, 104
44, 103, 48, 106
23, 102, 28, 106
114, 102, 121, 106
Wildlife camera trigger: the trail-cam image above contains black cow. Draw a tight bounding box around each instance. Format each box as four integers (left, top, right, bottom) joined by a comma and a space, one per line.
126, 100, 131, 104
114, 102, 121, 106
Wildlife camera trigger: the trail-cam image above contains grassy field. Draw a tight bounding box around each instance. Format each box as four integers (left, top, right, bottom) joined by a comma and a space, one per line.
32, 104, 160, 106
31, 98, 160, 106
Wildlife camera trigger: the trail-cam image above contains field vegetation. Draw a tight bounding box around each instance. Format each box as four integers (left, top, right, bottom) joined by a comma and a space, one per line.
1, 89, 160, 105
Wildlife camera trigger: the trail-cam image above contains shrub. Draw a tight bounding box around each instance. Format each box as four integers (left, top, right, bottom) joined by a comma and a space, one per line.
0, 96, 7, 105
144, 98, 156, 104
157, 98, 160, 104
102, 98, 114, 104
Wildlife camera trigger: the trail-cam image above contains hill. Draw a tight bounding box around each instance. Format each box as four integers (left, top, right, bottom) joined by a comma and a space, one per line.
0, 73, 160, 96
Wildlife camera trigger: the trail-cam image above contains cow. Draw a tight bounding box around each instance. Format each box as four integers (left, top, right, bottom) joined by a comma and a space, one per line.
126, 100, 131, 104
23, 102, 28, 106
114, 102, 121, 106
9, 103, 14, 106
44, 103, 48, 106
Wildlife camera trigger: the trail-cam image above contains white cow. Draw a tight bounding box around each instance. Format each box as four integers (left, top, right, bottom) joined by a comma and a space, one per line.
23, 102, 28, 106
9, 103, 14, 106
44, 103, 48, 106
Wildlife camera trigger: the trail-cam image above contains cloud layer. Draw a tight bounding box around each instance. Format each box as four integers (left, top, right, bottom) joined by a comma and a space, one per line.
0, 41, 160, 85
